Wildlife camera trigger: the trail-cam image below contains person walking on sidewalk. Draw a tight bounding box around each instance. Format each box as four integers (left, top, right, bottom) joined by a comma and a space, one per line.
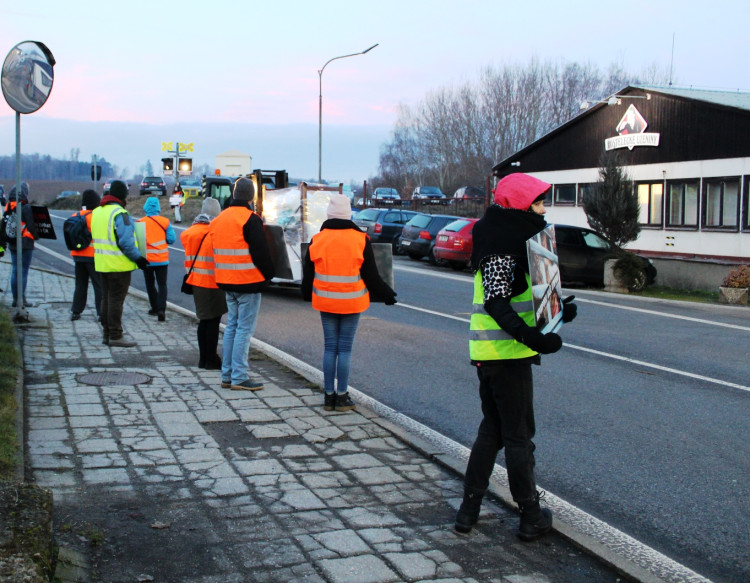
4, 182, 38, 308
70, 189, 102, 321
181, 197, 227, 369
92, 180, 150, 347
137, 197, 176, 322
455, 173, 577, 541
301, 194, 397, 412
210, 177, 274, 391
170, 183, 185, 223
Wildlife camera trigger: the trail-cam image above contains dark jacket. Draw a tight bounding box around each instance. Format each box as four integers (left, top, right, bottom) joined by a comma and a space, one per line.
5, 189, 38, 250
216, 198, 275, 293
301, 218, 396, 304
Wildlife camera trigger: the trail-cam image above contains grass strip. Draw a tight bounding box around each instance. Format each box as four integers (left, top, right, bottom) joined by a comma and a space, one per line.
0, 308, 21, 479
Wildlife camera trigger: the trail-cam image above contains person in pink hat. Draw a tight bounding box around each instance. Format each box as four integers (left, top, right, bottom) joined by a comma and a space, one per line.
455, 173, 577, 541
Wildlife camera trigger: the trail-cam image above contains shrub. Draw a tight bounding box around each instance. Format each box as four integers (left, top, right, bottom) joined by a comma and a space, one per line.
721, 265, 750, 288
613, 250, 647, 292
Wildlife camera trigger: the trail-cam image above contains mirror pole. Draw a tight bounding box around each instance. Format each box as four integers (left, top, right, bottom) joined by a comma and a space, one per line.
14, 111, 27, 319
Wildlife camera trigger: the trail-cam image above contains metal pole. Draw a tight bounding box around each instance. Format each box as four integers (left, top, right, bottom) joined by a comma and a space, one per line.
317, 44, 378, 184
14, 112, 24, 315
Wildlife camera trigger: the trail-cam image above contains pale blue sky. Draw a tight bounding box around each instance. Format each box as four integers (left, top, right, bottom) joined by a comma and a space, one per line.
2, 0, 749, 181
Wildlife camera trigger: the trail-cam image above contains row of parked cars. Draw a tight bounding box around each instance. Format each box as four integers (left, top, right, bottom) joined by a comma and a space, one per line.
370, 185, 485, 206
353, 207, 657, 287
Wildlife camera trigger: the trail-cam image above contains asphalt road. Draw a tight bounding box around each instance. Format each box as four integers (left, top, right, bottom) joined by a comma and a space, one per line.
30, 210, 750, 583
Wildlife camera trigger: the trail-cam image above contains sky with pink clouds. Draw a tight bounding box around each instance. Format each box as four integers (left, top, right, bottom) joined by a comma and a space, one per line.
2, 0, 749, 181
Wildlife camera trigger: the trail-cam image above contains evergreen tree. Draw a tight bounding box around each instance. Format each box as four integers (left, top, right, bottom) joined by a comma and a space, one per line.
583, 152, 640, 249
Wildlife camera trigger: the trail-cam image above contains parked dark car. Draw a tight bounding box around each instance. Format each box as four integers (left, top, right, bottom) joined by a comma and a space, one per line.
433, 218, 479, 270
140, 176, 167, 196
399, 212, 461, 264
554, 224, 657, 287
412, 186, 447, 204
56, 190, 80, 201
354, 207, 418, 253
370, 187, 400, 205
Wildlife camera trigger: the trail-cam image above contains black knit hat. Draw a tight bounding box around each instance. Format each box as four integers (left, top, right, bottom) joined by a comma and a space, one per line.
109, 180, 128, 201
233, 177, 255, 201
81, 189, 101, 210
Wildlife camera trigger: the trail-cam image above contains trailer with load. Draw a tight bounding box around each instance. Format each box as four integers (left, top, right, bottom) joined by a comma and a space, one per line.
203, 171, 393, 288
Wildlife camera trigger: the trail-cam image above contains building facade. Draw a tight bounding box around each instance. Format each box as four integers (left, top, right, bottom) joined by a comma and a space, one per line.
492, 86, 750, 271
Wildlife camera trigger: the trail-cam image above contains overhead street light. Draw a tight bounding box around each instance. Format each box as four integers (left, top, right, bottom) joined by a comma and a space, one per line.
318, 43, 378, 183
580, 93, 652, 110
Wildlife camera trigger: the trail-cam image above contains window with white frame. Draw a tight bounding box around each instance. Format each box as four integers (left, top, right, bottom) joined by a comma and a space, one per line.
743, 176, 750, 232
702, 177, 739, 230
637, 182, 663, 227
553, 184, 576, 205
666, 181, 699, 228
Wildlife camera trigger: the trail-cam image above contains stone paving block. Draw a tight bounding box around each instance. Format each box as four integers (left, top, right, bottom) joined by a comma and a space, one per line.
81, 453, 127, 469
339, 507, 405, 529
302, 426, 345, 443
313, 529, 372, 556
82, 467, 130, 485
153, 411, 206, 436
250, 423, 299, 439
385, 551, 440, 580
237, 408, 281, 423
318, 554, 399, 583
195, 408, 238, 423
349, 466, 406, 486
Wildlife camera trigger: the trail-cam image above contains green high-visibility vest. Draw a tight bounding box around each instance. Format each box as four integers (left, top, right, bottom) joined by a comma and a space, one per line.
91, 204, 137, 273
469, 270, 537, 361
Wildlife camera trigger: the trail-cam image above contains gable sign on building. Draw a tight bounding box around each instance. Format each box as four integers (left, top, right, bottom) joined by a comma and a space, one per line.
605, 105, 660, 151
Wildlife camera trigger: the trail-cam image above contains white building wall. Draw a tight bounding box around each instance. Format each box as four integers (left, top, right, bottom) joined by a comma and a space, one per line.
525, 157, 750, 260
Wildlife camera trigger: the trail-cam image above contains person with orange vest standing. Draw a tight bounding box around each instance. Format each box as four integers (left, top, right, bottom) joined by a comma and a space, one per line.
4, 182, 38, 308
137, 197, 176, 321
181, 197, 227, 369
210, 177, 275, 391
302, 193, 397, 412
70, 189, 102, 321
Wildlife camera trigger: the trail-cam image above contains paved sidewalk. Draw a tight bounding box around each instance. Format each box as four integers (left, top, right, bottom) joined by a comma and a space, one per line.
14, 267, 624, 583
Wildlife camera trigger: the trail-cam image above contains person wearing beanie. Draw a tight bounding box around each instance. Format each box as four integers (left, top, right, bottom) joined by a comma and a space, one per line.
69, 189, 102, 321
180, 197, 227, 369
137, 197, 177, 321
92, 179, 150, 347
209, 179, 275, 390
5, 182, 38, 308
301, 193, 397, 412
455, 173, 577, 541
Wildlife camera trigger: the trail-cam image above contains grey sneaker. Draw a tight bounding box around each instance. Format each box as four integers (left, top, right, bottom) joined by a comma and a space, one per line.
108, 338, 137, 348
231, 378, 264, 391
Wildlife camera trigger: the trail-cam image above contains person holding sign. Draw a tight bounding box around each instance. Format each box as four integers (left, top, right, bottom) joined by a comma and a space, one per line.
170, 183, 185, 223
4, 182, 38, 307
456, 173, 577, 541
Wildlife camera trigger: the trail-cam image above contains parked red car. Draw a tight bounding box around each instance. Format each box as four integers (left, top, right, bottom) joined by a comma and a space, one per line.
433, 218, 478, 270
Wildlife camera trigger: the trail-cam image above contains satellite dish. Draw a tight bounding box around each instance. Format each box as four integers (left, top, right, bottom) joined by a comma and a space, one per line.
2, 41, 56, 114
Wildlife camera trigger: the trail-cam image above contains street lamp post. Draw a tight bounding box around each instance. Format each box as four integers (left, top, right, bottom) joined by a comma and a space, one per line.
318, 43, 378, 183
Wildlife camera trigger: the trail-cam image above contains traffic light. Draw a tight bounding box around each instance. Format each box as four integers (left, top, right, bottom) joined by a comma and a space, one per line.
90, 164, 101, 181
178, 158, 192, 174
162, 157, 173, 174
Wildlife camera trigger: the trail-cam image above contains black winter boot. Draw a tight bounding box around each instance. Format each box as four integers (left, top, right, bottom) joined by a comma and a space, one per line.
454, 489, 484, 534
517, 491, 552, 542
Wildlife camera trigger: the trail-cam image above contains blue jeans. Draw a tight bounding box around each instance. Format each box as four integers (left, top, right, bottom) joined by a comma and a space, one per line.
10, 248, 33, 303
320, 312, 360, 394
222, 291, 261, 384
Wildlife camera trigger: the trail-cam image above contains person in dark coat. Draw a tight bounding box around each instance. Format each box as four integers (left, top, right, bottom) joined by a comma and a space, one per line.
70, 189, 102, 320
5, 182, 38, 307
455, 173, 577, 541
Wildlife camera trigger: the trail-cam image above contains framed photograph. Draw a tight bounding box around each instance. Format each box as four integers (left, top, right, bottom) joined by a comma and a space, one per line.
526, 225, 563, 334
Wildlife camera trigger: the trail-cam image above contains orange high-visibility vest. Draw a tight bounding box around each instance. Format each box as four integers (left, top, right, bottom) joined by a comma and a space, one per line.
137, 215, 170, 263
309, 228, 370, 314
210, 207, 265, 285
70, 209, 95, 259
181, 223, 218, 289
4, 202, 34, 241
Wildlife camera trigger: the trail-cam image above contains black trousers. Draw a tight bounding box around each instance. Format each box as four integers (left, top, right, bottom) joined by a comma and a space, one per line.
100, 271, 132, 340
72, 260, 102, 316
463, 360, 538, 504
142, 265, 168, 313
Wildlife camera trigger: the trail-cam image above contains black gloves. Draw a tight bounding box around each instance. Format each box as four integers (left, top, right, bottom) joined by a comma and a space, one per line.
135, 256, 150, 270
384, 291, 398, 306
562, 295, 577, 323
520, 327, 562, 354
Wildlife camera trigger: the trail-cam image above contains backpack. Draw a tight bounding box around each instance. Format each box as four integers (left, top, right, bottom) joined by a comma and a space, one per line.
63, 212, 92, 251
0, 213, 10, 247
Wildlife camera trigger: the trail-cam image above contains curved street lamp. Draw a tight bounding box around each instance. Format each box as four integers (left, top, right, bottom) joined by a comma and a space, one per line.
318, 43, 378, 183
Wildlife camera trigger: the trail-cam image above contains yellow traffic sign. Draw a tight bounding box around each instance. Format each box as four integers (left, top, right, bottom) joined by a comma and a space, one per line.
178, 142, 194, 153
161, 142, 173, 151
